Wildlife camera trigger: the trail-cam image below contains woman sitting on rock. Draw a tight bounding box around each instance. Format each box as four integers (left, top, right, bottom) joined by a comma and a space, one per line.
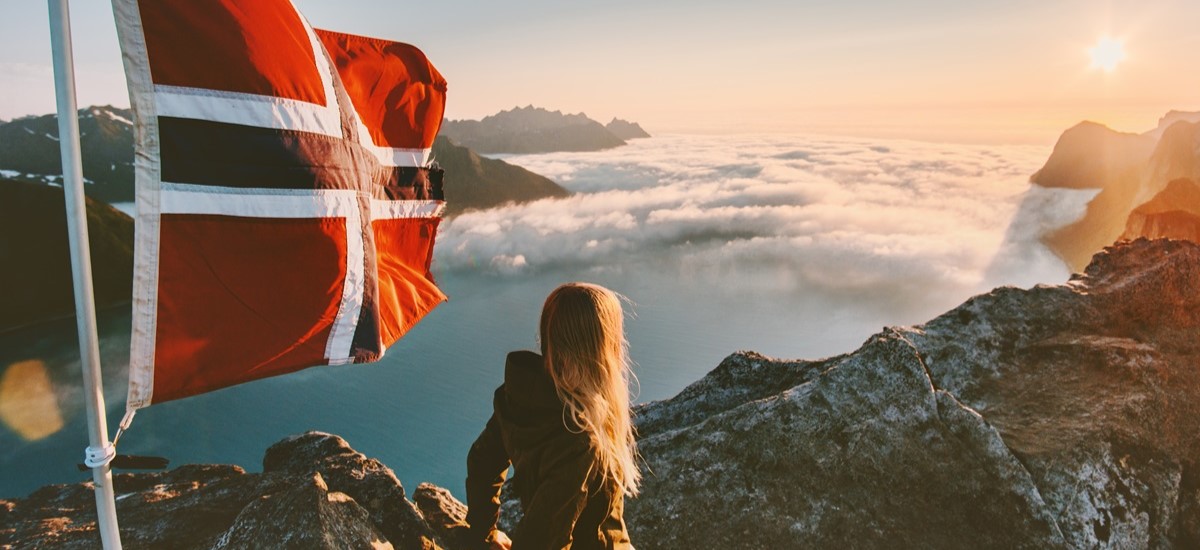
466, 282, 640, 549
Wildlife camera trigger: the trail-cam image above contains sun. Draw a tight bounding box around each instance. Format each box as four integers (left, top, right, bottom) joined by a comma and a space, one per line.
1088, 37, 1126, 72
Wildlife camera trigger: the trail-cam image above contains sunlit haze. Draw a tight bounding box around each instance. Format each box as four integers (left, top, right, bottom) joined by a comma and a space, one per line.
1089, 37, 1127, 72
1, 0, 1197, 144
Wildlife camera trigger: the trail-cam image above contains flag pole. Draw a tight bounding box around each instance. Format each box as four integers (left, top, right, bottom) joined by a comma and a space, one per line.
47, 0, 123, 548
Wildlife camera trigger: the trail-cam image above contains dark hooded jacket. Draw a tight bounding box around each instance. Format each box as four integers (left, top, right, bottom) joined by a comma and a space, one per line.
466, 350, 632, 549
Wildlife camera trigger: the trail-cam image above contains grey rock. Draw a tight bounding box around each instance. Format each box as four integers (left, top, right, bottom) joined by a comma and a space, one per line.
625, 238, 1200, 548
2, 435, 444, 549
212, 472, 392, 550
262, 432, 440, 549
412, 483, 471, 548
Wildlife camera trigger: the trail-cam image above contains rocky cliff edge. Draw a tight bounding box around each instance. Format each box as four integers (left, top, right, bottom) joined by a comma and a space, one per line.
3, 239, 1198, 549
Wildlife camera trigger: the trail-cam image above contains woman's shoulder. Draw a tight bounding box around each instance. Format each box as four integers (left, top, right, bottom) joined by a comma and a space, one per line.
502, 350, 559, 406
504, 350, 545, 385
505, 349, 543, 369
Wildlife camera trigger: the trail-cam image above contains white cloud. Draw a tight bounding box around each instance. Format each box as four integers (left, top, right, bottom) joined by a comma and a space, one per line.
435, 134, 1087, 314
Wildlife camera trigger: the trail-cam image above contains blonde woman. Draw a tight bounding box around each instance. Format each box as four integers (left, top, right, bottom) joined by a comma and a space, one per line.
466, 282, 640, 549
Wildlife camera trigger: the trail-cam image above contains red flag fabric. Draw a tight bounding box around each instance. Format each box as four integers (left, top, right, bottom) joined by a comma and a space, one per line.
112, 0, 448, 408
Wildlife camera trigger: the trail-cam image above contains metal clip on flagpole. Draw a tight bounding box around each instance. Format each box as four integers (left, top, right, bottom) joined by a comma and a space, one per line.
48, 0, 123, 548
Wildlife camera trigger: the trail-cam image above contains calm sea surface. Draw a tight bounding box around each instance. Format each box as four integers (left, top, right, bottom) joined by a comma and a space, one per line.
0, 134, 1088, 498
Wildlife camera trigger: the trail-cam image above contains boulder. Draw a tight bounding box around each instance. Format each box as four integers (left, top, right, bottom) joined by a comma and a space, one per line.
2, 434, 446, 549
626, 238, 1200, 548
212, 472, 392, 550
262, 432, 440, 549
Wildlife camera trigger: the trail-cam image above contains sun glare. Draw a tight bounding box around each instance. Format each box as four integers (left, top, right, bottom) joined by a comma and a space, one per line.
1088, 37, 1126, 72
0, 360, 64, 441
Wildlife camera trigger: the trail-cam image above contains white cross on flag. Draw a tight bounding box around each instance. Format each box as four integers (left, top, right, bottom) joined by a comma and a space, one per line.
112, 0, 449, 408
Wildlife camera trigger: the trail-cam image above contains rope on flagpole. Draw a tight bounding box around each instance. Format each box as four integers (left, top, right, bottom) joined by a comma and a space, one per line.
112, 409, 136, 447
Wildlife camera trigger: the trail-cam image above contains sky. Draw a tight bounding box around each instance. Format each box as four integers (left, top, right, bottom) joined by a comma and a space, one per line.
2, 0, 1197, 144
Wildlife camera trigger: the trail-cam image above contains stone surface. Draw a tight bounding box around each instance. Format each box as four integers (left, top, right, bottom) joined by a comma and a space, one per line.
626, 238, 1200, 548
212, 472, 392, 550
2, 434, 445, 549
262, 432, 440, 550
413, 483, 471, 549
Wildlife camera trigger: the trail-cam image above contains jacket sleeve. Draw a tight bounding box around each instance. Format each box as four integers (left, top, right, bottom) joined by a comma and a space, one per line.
512, 441, 595, 550
466, 413, 510, 546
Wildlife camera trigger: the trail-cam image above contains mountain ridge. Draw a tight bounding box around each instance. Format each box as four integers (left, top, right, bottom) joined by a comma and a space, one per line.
1032, 111, 1200, 270
0, 105, 568, 216
439, 105, 648, 154
0, 180, 133, 332
0, 106, 135, 203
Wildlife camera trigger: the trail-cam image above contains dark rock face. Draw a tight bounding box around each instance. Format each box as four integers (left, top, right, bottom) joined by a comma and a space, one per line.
605, 118, 651, 140
1, 433, 446, 549
212, 473, 392, 550
1, 464, 261, 549
0, 180, 133, 332
1031, 121, 1155, 191
412, 483, 472, 548
1032, 113, 1200, 271
627, 238, 1200, 548
262, 433, 438, 548
1121, 178, 1200, 243
432, 136, 569, 216
0, 106, 135, 203
440, 106, 628, 154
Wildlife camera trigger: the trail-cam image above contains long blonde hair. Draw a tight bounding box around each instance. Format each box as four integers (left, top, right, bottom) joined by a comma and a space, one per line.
540, 282, 640, 497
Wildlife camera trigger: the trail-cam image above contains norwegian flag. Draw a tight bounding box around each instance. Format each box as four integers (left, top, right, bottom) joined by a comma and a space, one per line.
113, 0, 448, 408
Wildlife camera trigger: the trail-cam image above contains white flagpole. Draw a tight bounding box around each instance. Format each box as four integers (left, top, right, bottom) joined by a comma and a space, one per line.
47, 0, 123, 548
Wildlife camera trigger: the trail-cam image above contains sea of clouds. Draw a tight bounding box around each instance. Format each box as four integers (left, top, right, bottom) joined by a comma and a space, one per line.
435, 134, 1097, 316
0, 133, 1108, 499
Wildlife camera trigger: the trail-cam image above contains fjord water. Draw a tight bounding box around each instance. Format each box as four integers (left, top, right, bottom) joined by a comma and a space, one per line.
0, 134, 1088, 498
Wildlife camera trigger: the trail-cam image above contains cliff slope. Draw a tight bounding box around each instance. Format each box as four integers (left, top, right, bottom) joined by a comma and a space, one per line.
432, 136, 569, 215
0, 180, 133, 332
1121, 178, 1200, 243
1034, 111, 1200, 270
627, 238, 1200, 548
440, 106, 629, 154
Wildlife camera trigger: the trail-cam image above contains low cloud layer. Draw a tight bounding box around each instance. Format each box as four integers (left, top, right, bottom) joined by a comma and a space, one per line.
437, 134, 1092, 313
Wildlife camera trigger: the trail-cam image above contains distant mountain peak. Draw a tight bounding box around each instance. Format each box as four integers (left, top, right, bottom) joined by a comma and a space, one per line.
1032, 109, 1200, 270
440, 105, 645, 154
606, 117, 651, 140
0, 105, 136, 202
1149, 110, 1200, 139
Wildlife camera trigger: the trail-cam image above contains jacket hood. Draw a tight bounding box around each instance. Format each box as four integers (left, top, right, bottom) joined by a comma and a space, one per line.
495, 350, 571, 448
